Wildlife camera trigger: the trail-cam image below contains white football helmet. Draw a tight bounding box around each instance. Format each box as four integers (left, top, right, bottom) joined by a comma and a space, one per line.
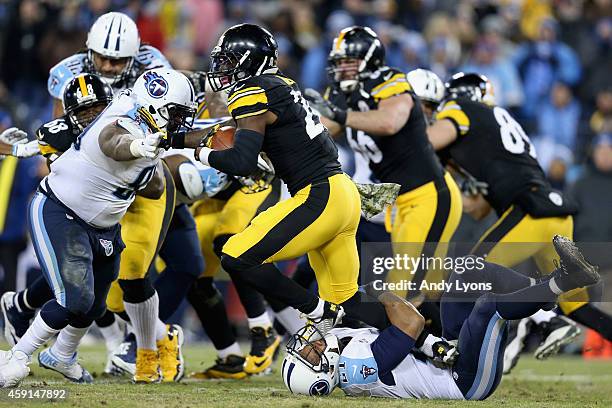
86, 12, 141, 85
407, 68, 445, 105
132, 69, 197, 134
282, 326, 340, 396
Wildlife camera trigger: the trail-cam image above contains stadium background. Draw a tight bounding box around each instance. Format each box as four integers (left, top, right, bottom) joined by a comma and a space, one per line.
0, 0, 611, 356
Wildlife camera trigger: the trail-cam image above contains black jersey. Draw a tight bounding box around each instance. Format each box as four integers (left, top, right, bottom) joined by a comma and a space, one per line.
35, 116, 79, 161
436, 98, 576, 216
327, 67, 444, 194
227, 73, 342, 195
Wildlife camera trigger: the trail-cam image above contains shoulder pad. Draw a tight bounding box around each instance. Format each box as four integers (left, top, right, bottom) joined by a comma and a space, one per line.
136, 45, 172, 70
48, 54, 87, 99
366, 68, 411, 100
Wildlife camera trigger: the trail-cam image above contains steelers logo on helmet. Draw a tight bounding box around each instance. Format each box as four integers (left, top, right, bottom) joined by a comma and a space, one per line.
144, 71, 169, 98
309, 380, 331, 396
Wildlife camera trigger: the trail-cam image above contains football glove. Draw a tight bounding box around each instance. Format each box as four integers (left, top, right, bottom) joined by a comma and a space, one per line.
460, 176, 489, 196
303, 88, 347, 125
12, 140, 40, 158
0, 127, 28, 146
129, 131, 164, 159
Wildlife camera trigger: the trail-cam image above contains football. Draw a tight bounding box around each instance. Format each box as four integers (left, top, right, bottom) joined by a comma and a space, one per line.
210, 125, 236, 150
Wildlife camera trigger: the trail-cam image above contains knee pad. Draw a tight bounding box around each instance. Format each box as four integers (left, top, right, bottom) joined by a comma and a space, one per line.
40, 300, 74, 330
177, 161, 204, 200
213, 235, 231, 259
118, 278, 155, 304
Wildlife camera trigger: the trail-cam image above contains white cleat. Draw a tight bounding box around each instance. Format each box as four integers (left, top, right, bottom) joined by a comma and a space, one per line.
0, 350, 30, 388
503, 318, 532, 374
534, 316, 581, 360
38, 348, 93, 384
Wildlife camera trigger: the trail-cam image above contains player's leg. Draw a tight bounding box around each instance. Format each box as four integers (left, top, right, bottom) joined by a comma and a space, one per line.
212, 182, 283, 374
187, 202, 246, 379
221, 174, 362, 325
386, 173, 462, 333
2, 193, 97, 387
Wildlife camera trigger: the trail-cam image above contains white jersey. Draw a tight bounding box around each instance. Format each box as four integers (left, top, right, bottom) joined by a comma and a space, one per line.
47, 45, 171, 99
46, 91, 160, 228
330, 327, 464, 400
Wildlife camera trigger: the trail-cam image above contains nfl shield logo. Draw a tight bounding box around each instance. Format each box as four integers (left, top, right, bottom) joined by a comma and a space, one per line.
99, 239, 114, 256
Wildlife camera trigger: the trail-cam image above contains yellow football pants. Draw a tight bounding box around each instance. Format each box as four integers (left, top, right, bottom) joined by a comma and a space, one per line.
223, 173, 361, 304
470, 206, 585, 314
193, 180, 280, 278
106, 165, 176, 313
386, 172, 463, 299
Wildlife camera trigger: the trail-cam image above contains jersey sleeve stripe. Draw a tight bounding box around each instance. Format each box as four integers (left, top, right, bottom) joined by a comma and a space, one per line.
228, 92, 269, 118
38, 142, 59, 156
227, 87, 265, 105
436, 101, 470, 135
233, 108, 269, 120
371, 74, 412, 100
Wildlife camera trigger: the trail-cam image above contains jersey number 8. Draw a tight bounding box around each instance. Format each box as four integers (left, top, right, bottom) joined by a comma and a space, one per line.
291, 89, 325, 139
494, 107, 536, 159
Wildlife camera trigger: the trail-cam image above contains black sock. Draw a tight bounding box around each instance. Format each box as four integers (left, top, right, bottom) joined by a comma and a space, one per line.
155, 268, 197, 321
494, 282, 558, 320
341, 291, 390, 330
187, 278, 236, 350
21, 276, 53, 310
230, 277, 267, 319
568, 304, 612, 341
95, 309, 116, 328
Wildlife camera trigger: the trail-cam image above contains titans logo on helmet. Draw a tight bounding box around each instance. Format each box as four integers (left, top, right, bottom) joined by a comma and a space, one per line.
309, 380, 330, 396
144, 71, 168, 98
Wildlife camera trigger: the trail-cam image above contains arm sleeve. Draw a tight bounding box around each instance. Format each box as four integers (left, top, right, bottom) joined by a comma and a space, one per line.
370, 325, 417, 377
208, 128, 264, 176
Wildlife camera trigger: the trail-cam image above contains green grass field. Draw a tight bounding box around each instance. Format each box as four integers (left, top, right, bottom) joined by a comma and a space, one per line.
1, 343, 611, 408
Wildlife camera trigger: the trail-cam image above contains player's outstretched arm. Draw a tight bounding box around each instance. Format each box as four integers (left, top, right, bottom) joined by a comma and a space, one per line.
98, 123, 163, 161
345, 93, 414, 137
427, 118, 458, 150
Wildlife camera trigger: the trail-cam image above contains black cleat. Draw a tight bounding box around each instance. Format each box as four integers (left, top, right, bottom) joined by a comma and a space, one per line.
307, 301, 345, 338
244, 326, 281, 375
552, 235, 600, 292
190, 355, 247, 380
534, 316, 581, 360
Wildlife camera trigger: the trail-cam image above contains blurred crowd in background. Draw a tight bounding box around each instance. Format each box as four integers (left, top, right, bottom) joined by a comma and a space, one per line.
0, 0, 611, 330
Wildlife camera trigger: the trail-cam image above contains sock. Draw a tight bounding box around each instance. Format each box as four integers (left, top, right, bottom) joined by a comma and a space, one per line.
187, 279, 237, 350
247, 311, 272, 329
231, 277, 267, 318
97, 319, 124, 352
217, 342, 242, 359
23, 276, 54, 309
15, 291, 35, 315
530, 309, 557, 324
124, 292, 161, 350
50, 325, 90, 362
155, 319, 167, 342
568, 304, 612, 341
13, 313, 60, 356
495, 282, 558, 320
275, 307, 307, 335
155, 268, 197, 321
306, 299, 325, 320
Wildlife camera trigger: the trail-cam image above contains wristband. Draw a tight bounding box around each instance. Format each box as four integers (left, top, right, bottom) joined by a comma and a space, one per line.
197, 146, 213, 165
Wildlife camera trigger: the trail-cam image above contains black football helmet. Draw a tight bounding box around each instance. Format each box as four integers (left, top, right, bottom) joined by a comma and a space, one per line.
445, 72, 495, 104
327, 26, 385, 93
63, 73, 113, 130
207, 24, 278, 92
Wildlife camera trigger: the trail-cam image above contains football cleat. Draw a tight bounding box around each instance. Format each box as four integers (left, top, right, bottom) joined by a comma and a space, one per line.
0, 350, 30, 388
190, 355, 248, 380
1, 292, 34, 347
157, 324, 184, 382
243, 326, 281, 375
534, 316, 581, 360
430, 339, 459, 368
552, 235, 600, 291
38, 348, 93, 384
133, 349, 161, 384
503, 318, 533, 374
306, 301, 345, 339
110, 332, 137, 375
104, 351, 124, 376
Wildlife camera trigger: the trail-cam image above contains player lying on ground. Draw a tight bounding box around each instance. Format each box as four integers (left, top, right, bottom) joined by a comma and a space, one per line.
282, 235, 600, 400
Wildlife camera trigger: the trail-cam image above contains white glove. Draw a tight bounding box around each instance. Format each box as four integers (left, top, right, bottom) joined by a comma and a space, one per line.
12, 140, 40, 158
129, 131, 164, 159
0, 127, 28, 145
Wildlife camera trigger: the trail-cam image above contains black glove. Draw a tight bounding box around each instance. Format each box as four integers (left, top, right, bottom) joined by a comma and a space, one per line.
303, 88, 347, 125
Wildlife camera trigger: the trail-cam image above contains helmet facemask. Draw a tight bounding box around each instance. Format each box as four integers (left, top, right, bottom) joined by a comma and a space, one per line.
87, 50, 135, 87
68, 101, 108, 131
207, 48, 252, 92
159, 103, 196, 135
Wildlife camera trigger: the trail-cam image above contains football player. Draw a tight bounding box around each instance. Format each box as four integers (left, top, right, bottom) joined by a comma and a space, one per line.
283, 236, 600, 400
422, 72, 612, 371
307, 26, 462, 307
0, 69, 196, 388
192, 24, 387, 333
